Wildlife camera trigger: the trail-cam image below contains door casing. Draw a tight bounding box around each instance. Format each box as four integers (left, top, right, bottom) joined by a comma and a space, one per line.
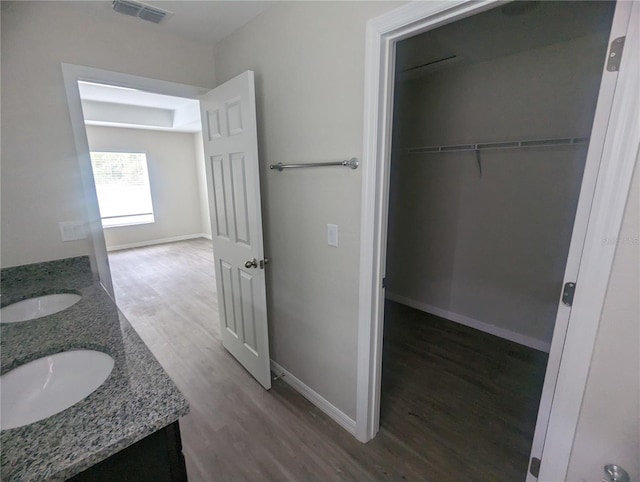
356, 4, 640, 482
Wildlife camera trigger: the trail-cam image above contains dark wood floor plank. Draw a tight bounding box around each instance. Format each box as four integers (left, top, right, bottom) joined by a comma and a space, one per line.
381, 301, 548, 481
108, 238, 547, 482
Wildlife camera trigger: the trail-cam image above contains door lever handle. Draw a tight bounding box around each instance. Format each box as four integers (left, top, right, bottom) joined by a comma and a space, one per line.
244, 258, 258, 269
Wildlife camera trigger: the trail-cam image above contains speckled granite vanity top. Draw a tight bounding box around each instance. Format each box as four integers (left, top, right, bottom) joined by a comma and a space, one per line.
0, 257, 189, 481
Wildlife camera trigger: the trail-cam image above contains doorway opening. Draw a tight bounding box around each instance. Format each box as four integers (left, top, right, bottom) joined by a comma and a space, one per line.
360, 1, 624, 480
76, 81, 211, 248
74, 78, 225, 395
64, 65, 273, 395
74, 80, 216, 321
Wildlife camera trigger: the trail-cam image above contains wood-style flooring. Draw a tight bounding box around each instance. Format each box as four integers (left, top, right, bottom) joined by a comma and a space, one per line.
381, 302, 548, 481
108, 238, 548, 481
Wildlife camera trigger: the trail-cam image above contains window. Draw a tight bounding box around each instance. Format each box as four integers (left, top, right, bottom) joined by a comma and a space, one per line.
90, 152, 155, 228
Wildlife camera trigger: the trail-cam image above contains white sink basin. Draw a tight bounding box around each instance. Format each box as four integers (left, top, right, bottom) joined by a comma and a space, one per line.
0, 350, 114, 430
0, 293, 82, 323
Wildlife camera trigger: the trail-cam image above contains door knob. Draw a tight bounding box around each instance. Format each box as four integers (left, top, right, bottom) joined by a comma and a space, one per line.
603, 464, 630, 482
244, 258, 258, 269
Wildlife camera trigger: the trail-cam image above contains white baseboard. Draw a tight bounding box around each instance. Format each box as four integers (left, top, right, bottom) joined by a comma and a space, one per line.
270, 360, 356, 435
106, 233, 209, 252
201, 233, 213, 240
385, 292, 551, 353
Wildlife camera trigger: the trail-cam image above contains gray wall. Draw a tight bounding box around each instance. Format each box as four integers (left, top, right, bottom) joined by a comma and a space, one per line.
85, 126, 206, 249
386, 34, 607, 348
567, 159, 639, 481
0, 1, 215, 267
214, 1, 402, 419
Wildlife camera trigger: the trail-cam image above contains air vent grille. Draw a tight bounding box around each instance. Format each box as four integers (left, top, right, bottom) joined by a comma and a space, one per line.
112, 0, 172, 24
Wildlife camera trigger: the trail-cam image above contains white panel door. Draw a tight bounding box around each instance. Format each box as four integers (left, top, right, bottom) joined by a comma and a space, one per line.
200, 71, 271, 389
526, 3, 634, 480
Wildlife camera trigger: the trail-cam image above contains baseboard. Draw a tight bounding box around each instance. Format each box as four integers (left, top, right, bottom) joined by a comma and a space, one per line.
270, 360, 356, 436
201, 233, 213, 240
385, 292, 551, 353
106, 233, 209, 252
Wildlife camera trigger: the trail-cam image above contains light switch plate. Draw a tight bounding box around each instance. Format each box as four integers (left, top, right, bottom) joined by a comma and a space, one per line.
59, 221, 86, 242
327, 224, 338, 247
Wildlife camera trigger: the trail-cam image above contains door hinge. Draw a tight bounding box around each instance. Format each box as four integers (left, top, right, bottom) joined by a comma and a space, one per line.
562, 282, 576, 306
529, 457, 541, 478
607, 36, 625, 72
382, 277, 387, 288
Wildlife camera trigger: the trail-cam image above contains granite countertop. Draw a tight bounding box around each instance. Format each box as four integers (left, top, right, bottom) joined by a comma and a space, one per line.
0, 257, 189, 481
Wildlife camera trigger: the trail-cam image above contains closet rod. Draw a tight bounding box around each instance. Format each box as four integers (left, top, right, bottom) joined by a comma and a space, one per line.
399, 137, 589, 155
270, 158, 359, 172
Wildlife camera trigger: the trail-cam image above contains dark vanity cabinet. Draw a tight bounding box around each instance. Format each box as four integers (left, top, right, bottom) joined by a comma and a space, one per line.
68, 422, 187, 481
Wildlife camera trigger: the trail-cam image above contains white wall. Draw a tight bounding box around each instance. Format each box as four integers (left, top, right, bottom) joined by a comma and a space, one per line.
194, 131, 212, 239
214, 1, 402, 419
0, 1, 215, 267
386, 34, 608, 349
566, 159, 639, 482
85, 126, 205, 249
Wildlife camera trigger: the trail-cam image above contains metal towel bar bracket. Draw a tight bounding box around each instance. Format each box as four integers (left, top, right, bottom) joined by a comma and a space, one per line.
269, 158, 359, 172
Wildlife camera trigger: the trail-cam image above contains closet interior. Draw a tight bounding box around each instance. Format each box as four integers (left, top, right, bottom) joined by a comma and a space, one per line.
381, 2, 616, 480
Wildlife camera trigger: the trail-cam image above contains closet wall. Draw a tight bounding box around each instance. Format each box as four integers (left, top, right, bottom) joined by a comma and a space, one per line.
386, 19, 612, 349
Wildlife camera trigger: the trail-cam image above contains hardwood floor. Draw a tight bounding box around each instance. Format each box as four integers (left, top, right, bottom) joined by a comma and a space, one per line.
381, 302, 548, 481
108, 238, 547, 481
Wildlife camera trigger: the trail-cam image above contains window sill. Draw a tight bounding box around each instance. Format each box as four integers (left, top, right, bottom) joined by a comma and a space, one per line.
102, 214, 155, 229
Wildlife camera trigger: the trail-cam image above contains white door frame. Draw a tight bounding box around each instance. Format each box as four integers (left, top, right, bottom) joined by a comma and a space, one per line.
61, 63, 210, 298
356, 3, 639, 482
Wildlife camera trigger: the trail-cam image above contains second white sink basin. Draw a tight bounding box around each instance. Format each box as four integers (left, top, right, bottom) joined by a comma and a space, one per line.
0, 350, 114, 430
0, 293, 82, 323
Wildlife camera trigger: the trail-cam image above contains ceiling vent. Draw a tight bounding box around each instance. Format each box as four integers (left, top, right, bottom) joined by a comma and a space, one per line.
112, 0, 172, 24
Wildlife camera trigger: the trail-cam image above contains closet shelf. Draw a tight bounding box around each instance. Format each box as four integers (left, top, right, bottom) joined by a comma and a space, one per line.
396, 137, 589, 155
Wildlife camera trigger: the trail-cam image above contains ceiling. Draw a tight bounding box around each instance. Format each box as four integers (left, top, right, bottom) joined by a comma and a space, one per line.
79, 82, 202, 133
63, 0, 274, 45
72, 0, 275, 132
78, 1, 616, 130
